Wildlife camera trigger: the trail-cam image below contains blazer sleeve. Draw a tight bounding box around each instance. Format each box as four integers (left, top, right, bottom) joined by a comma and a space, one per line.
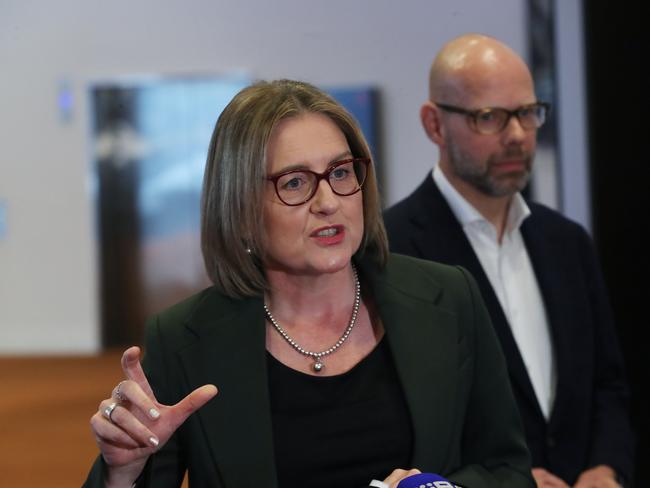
446, 267, 535, 488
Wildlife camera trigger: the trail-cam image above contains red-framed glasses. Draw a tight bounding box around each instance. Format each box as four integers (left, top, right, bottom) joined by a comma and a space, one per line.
266, 158, 370, 206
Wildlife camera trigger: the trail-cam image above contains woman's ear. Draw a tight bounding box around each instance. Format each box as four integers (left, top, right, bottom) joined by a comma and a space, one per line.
420, 101, 445, 146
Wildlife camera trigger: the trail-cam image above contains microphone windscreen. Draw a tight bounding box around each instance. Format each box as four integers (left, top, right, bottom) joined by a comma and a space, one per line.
396, 472, 457, 488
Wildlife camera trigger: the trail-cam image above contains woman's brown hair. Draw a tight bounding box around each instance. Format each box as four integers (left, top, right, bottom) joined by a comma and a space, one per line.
201, 79, 387, 297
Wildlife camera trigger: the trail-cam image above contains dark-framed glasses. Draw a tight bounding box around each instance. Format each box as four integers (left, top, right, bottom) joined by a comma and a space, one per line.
435, 101, 550, 135
266, 158, 370, 206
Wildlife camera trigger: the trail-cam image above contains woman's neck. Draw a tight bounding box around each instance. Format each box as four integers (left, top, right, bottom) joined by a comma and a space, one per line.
264, 264, 357, 332
264, 262, 382, 376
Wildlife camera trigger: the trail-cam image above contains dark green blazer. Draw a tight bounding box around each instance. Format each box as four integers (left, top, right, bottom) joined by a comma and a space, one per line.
84, 253, 534, 488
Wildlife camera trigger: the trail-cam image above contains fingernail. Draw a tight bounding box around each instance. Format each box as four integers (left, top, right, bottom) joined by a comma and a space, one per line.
149, 436, 159, 447
149, 408, 160, 419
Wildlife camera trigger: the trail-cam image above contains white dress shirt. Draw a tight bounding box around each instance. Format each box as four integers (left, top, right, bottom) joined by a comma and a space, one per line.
433, 166, 556, 419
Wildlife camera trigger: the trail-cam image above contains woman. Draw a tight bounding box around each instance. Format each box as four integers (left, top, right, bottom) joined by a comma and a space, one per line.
84, 80, 534, 488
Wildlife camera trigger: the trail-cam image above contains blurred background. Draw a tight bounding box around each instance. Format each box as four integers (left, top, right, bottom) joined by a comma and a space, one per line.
0, 0, 645, 486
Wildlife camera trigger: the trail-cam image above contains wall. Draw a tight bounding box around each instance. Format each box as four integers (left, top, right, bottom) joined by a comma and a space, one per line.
1, 0, 532, 353
554, 0, 590, 230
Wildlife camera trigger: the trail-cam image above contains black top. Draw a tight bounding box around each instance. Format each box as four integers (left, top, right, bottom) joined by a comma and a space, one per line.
267, 338, 413, 488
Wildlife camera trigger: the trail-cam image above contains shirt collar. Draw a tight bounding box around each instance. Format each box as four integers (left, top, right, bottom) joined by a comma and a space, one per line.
432, 164, 531, 235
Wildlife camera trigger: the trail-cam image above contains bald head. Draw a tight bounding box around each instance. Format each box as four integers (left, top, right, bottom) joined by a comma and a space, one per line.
428, 34, 534, 104
419, 34, 540, 213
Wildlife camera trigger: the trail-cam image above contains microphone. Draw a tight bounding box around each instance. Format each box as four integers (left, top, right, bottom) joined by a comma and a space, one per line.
396, 472, 464, 488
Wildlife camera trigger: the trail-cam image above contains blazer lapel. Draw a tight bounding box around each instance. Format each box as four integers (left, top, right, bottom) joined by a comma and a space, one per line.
521, 213, 575, 423
407, 177, 539, 413
178, 292, 278, 487
360, 258, 460, 471
406, 178, 497, 304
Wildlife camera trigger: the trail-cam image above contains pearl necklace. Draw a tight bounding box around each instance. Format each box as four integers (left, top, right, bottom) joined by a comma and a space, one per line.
264, 264, 361, 373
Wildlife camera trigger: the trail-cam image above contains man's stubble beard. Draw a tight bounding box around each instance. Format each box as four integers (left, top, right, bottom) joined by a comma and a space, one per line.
445, 135, 533, 198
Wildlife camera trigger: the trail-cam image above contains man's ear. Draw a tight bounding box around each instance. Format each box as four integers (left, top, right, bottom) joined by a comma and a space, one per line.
420, 101, 445, 146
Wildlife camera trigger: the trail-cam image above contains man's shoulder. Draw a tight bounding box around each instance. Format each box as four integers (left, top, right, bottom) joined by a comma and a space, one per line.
383, 198, 413, 236
526, 201, 591, 238
384, 175, 443, 230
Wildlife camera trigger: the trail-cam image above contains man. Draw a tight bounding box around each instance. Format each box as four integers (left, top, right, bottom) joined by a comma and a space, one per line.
384, 34, 634, 487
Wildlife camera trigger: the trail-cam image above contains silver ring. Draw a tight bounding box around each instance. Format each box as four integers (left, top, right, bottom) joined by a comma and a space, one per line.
114, 380, 127, 402
103, 402, 118, 423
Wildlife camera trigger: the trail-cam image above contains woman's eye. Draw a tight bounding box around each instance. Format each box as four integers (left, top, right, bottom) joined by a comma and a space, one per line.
281, 174, 307, 191
331, 168, 350, 180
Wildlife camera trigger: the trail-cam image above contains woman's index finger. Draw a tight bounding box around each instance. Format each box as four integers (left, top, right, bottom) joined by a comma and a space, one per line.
120, 346, 155, 398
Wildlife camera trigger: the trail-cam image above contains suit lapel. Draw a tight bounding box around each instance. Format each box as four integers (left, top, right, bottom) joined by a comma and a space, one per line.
178, 293, 278, 487
406, 177, 540, 413
521, 214, 574, 423
360, 258, 459, 470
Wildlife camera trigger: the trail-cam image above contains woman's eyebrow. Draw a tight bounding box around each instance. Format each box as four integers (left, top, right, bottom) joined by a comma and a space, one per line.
329, 151, 353, 164
272, 151, 354, 174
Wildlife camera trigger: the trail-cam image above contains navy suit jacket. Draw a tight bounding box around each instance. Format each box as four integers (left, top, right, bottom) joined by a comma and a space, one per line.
384, 175, 634, 485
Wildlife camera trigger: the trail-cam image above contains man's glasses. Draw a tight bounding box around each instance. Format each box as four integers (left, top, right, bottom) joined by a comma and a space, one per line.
266, 158, 370, 206
435, 102, 550, 135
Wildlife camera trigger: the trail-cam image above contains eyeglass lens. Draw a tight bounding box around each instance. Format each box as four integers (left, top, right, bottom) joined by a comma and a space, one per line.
275, 159, 367, 205
475, 104, 547, 134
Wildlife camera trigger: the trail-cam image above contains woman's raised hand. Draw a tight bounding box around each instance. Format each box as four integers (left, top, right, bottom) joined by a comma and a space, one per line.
90, 346, 218, 487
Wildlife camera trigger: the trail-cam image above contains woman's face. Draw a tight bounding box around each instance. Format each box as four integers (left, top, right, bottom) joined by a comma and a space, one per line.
262, 112, 364, 277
